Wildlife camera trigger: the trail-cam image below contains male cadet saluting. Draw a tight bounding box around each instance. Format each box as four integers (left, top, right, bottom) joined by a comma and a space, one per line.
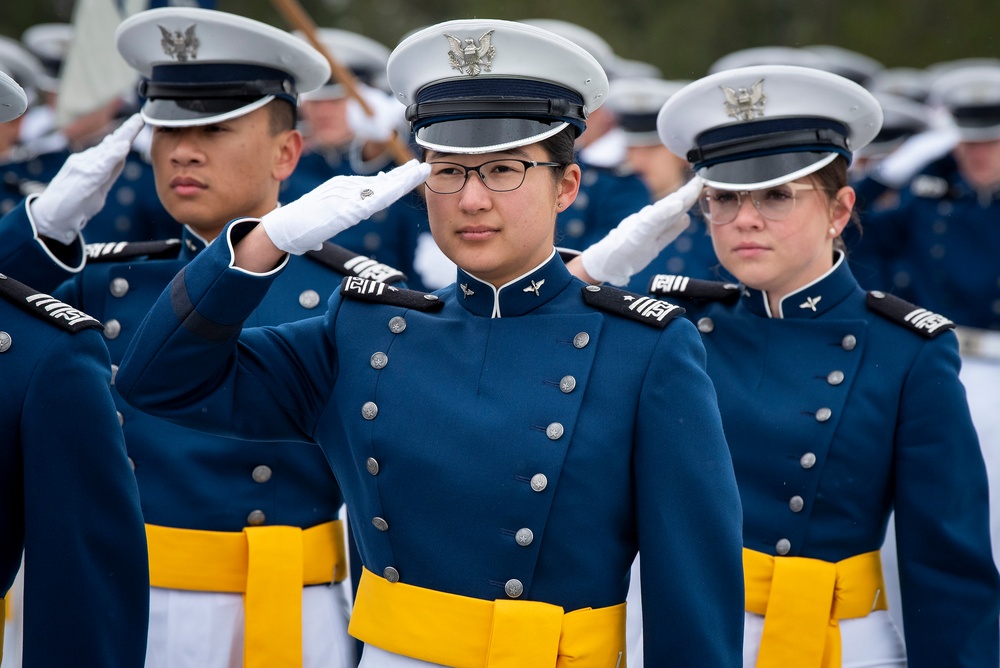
0, 8, 409, 668
0, 70, 149, 667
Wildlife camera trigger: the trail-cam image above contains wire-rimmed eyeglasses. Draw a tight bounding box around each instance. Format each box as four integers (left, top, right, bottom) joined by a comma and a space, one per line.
424, 159, 565, 194
698, 182, 822, 225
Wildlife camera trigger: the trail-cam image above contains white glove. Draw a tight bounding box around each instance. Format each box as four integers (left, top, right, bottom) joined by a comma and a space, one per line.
346, 84, 407, 143
873, 126, 958, 188
262, 159, 430, 255
580, 176, 703, 286
29, 114, 144, 244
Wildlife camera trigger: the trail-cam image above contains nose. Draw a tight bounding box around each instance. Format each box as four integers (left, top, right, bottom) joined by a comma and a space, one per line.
168, 129, 205, 167
731, 192, 764, 227
457, 169, 493, 212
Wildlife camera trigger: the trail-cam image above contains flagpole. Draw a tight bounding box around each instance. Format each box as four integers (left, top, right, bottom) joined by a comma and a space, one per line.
269, 0, 415, 166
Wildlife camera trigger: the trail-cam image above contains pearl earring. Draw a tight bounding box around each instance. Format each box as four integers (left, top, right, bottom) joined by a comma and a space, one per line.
829, 227, 837, 236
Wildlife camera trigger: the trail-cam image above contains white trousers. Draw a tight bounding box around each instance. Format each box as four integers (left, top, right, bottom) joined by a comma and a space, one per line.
144, 583, 353, 668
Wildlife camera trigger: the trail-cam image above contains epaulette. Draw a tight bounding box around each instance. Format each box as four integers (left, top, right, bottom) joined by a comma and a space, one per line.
909, 175, 949, 199
647, 274, 740, 303
306, 242, 406, 284
866, 290, 955, 338
85, 239, 182, 262
339, 276, 444, 312
0, 273, 103, 333
581, 284, 684, 329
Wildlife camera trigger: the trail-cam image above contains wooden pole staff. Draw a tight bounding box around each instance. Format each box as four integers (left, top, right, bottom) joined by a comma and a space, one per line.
269, 0, 415, 166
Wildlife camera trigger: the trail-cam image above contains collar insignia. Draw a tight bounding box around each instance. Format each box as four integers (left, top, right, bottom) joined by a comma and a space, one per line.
721, 79, 766, 121
460, 283, 475, 298
159, 24, 200, 62
523, 279, 545, 297
445, 30, 496, 76
800, 295, 822, 311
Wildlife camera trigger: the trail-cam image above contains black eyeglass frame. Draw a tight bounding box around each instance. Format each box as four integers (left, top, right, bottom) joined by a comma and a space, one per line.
424, 159, 565, 194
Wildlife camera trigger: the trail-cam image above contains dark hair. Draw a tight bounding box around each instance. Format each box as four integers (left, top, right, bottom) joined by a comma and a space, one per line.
535, 125, 577, 180
807, 156, 860, 250
267, 99, 297, 135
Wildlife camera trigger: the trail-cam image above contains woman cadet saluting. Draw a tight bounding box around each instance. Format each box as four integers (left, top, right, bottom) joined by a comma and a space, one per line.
573, 64, 1000, 667
116, 19, 745, 668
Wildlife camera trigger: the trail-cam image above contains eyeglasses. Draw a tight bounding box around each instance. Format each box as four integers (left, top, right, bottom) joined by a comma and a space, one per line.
698, 182, 822, 225
424, 159, 564, 194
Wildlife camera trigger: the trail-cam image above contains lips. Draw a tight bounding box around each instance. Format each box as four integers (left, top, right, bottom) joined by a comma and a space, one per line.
457, 225, 498, 241
170, 176, 206, 195
733, 241, 768, 258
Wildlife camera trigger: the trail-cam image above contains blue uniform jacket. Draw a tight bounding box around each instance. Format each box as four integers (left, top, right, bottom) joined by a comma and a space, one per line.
850, 155, 1000, 329
116, 220, 746, 665
0, 201, 396, 533
626, 212, 733, 293
0, 275, 149, 666
649, 254, 1000, 666
555, 158, 650, 251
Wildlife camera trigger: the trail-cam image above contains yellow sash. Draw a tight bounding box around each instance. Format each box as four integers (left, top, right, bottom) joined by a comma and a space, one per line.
349, 567, 627, 667
145, 520, 346, 668
744, 547, 887, 668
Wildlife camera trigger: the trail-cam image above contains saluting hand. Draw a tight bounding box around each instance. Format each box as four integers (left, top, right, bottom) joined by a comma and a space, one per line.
29, 114, 145, 244
580, 175, 703, 286
261, 159, 430, 255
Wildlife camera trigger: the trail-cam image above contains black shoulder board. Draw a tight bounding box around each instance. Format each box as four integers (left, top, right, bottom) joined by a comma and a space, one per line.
307, 242, 406, 284
647, 274, 740, 303
0, 273, 103, 333
581, 284, 684, 329
866, 290, 955, 338
340, 276, 444, 312
85, 239, 182, 262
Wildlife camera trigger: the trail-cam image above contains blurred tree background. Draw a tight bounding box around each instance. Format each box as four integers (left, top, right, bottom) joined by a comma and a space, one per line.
1, 0, 996, 79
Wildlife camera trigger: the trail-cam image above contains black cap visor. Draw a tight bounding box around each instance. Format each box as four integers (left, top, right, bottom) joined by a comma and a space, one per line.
415, 117, 571, 154
699, 151, 839, 190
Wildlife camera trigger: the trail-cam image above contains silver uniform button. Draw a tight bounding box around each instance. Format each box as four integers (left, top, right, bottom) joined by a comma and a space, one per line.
841, 334, 857, 351
584, 285, 601, 293
252, 465, 272, 483
815, 407, 832, 422
423, 294, 439, 302
370, 352, 388, 369
504, 578, 524, 598
362, 402, 379, 420
800, 452, 817, 469
299, 289, 321, 309
372, 517, 389, 532
546, 423, 564, 440
870, 290, 885, 299
389, 316, 407, 334
247, 510, 266, 526
104, 319, 122, 340
827, 370, 845, 385
530, 474, 548, 492
110, 364, 119, 385
0, 331, 10, 353
775, 538, 791, 555
573, 332, 590, 349
515, 528, 534, 546
127, 457, 135, 472
789, 496, 804, 513
117, 411, 125, 427
109, 277, 129, 298
559, 375, 577, 393
366, 457, 380, 475
383, 566, 399, 583
697, 317, 715, 334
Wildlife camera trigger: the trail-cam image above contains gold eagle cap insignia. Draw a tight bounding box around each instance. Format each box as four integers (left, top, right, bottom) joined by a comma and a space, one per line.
445, 30, 496, 76
720, 79, 767, 121
159, 24, 199, 62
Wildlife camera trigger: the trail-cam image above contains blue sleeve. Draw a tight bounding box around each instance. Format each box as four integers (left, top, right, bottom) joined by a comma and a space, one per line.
20, 329, 149, 666
635, 317, 744, 664
0, 199, 84, 292
117, 219, 338, 443
893, 334, 1000, 666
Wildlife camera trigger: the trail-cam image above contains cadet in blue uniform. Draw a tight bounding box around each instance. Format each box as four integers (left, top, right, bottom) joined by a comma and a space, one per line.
0, 9, 398, 668
577, 65, 1000, 667
117, 19, 744, 667
0, 70, 149, 668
